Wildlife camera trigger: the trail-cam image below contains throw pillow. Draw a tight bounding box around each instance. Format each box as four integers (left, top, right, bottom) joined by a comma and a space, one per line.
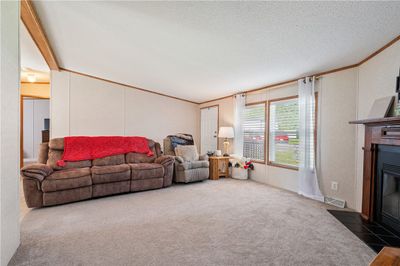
175, 145, 199, 162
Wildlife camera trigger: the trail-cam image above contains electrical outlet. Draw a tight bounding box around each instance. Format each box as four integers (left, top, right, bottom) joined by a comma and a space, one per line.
331, 181, 338, 191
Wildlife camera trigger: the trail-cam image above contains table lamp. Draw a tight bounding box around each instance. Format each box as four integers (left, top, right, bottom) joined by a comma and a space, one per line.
218, 127, 234, 156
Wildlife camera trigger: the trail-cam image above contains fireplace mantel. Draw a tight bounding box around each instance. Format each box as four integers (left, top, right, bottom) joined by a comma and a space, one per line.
350, 116, 400, 221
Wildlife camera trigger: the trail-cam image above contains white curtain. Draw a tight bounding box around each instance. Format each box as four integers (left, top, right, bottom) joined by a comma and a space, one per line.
298, 77, 324, 202
233, 94, 246, 156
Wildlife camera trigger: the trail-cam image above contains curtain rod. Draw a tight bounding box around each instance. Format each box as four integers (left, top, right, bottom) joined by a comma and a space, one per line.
239, 76, 321, 96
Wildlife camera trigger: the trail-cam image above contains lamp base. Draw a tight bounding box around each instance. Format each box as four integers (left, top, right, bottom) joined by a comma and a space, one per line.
223, 139, 230, 157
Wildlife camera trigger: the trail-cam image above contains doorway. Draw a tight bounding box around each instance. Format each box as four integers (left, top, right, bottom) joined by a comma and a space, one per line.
21, 97, 50, 165
200, 105, 219, 154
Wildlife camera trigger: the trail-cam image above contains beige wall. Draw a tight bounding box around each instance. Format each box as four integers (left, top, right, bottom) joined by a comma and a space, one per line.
200, 69, 359, 208
50, 71, 200, 149
0, 1, 20, 264
355, 41, 400, 211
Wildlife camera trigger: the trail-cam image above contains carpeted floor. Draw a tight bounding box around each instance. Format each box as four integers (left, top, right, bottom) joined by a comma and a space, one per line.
10, 179, 375, 266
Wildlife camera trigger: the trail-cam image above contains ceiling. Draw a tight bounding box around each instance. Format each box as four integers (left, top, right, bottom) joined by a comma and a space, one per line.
33, 1, 400, 103
20, 21, 50, 83
20, 21, 49, 73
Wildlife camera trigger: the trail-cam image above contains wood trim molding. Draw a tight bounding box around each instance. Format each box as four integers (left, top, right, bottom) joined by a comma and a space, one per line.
60, 68, 199, 105
200, 34, 400, 105
21, 81, 50, 85
358, 35, 400, 65
20, 0, 59, 70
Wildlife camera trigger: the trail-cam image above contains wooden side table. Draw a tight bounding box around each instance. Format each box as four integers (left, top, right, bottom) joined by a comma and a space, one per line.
370, 247, 400, 266
209, 156, 230, 180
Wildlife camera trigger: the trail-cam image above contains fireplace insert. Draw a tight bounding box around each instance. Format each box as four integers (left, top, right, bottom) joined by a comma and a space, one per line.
375, 145, 400, 235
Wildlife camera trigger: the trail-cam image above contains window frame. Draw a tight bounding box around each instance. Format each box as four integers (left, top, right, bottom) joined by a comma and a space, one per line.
266, 93, 318, 171
243, 101, 267, 164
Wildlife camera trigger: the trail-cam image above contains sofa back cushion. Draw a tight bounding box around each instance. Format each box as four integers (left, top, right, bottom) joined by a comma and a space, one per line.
38, 142, 49, 164
47, 138, 92, 170
47, 137, 159, 169
47, 149, 92, 170
175, 145, 199, 162
126, 140, 158, 163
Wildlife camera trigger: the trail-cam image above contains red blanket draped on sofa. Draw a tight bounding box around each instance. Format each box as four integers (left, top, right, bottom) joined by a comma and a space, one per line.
57, 136, 153, 166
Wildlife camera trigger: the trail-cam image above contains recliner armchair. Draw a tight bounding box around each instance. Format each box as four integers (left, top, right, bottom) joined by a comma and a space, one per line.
163, 136, 209, 183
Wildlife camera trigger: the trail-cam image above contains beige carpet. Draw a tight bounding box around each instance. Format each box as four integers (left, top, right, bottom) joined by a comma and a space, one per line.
10, 179, 375, 266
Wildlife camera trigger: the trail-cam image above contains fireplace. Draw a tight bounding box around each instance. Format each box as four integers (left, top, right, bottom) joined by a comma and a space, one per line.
375, 145, 400, 234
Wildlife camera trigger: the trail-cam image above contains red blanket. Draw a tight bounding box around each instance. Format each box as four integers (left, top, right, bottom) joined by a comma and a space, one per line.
57, 136, 153, 167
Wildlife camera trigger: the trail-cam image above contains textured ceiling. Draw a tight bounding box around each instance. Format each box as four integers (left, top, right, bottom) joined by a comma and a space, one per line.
34, 1, 400, 103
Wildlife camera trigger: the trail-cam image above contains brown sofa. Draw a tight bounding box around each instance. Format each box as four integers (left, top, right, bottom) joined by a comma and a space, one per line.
21, 138, 174, 208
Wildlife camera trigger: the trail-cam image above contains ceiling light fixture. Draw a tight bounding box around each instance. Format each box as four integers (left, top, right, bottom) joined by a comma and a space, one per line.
27, 73, 36, 83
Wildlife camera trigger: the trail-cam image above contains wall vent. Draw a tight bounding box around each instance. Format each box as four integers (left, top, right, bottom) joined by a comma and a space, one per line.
324, 196, 346, 208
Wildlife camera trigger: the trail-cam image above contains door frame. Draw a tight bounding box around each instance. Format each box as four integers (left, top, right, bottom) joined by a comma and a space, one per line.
200, 104, 220, 153
20, 95, 50, 168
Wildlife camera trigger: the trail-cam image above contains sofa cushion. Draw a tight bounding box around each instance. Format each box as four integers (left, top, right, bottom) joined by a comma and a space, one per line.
48, 138, 64, 150
42, 167, 92, 192
47, 149, 92, 170
175, 145, 199, 161
92, 154, 125, 166
91, 164, 131, 184
125, 140, 158, 163
176, 160, 209, 171
130, 163, 164, 180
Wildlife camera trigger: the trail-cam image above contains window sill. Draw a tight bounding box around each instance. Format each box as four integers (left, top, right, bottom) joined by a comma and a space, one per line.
267, 162, 298, 171
251, 160, 266, 164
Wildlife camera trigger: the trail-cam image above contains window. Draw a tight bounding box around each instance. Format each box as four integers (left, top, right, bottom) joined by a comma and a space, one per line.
243, 103, 266, 162
268, 95, 316, 169
268, 97, 300, 168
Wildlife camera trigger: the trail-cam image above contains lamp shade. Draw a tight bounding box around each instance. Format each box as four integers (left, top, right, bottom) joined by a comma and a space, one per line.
218, 127, 234, 138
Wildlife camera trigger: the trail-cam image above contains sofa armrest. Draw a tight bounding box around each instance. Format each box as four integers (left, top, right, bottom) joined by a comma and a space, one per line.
155, 155, 174, 165
199, 154, 209, 161
20, 163, 53, 182
155, 155, 175, 187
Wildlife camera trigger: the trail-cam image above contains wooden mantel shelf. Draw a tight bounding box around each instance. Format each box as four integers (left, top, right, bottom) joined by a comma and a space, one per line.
349, 116, 400, 125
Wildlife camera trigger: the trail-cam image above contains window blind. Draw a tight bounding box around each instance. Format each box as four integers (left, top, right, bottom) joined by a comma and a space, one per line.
268, 96, 316, 168
243, 103, 265, 161
268, 98, 300, 168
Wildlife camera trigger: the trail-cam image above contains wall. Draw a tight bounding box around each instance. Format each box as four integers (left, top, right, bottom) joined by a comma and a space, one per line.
200, 68, 359, 209
23, 99, 50, 160
51, 71, 200, 148
355, 41, 400, 211
0, 1, 20, 265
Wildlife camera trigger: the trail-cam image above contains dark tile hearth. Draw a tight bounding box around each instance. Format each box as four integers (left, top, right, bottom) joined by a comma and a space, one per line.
328, 210, 400, 253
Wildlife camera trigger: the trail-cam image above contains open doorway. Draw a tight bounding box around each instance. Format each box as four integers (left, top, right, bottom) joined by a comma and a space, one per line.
20, 21, 50, 218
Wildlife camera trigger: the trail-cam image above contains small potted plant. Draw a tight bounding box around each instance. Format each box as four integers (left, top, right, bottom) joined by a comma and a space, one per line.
229, 155, 254, 180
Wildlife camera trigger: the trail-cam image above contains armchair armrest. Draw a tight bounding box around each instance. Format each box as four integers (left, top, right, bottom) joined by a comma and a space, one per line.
174, 156, 184, 163
21, 163, 53, 181
199, 154, 209, 161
